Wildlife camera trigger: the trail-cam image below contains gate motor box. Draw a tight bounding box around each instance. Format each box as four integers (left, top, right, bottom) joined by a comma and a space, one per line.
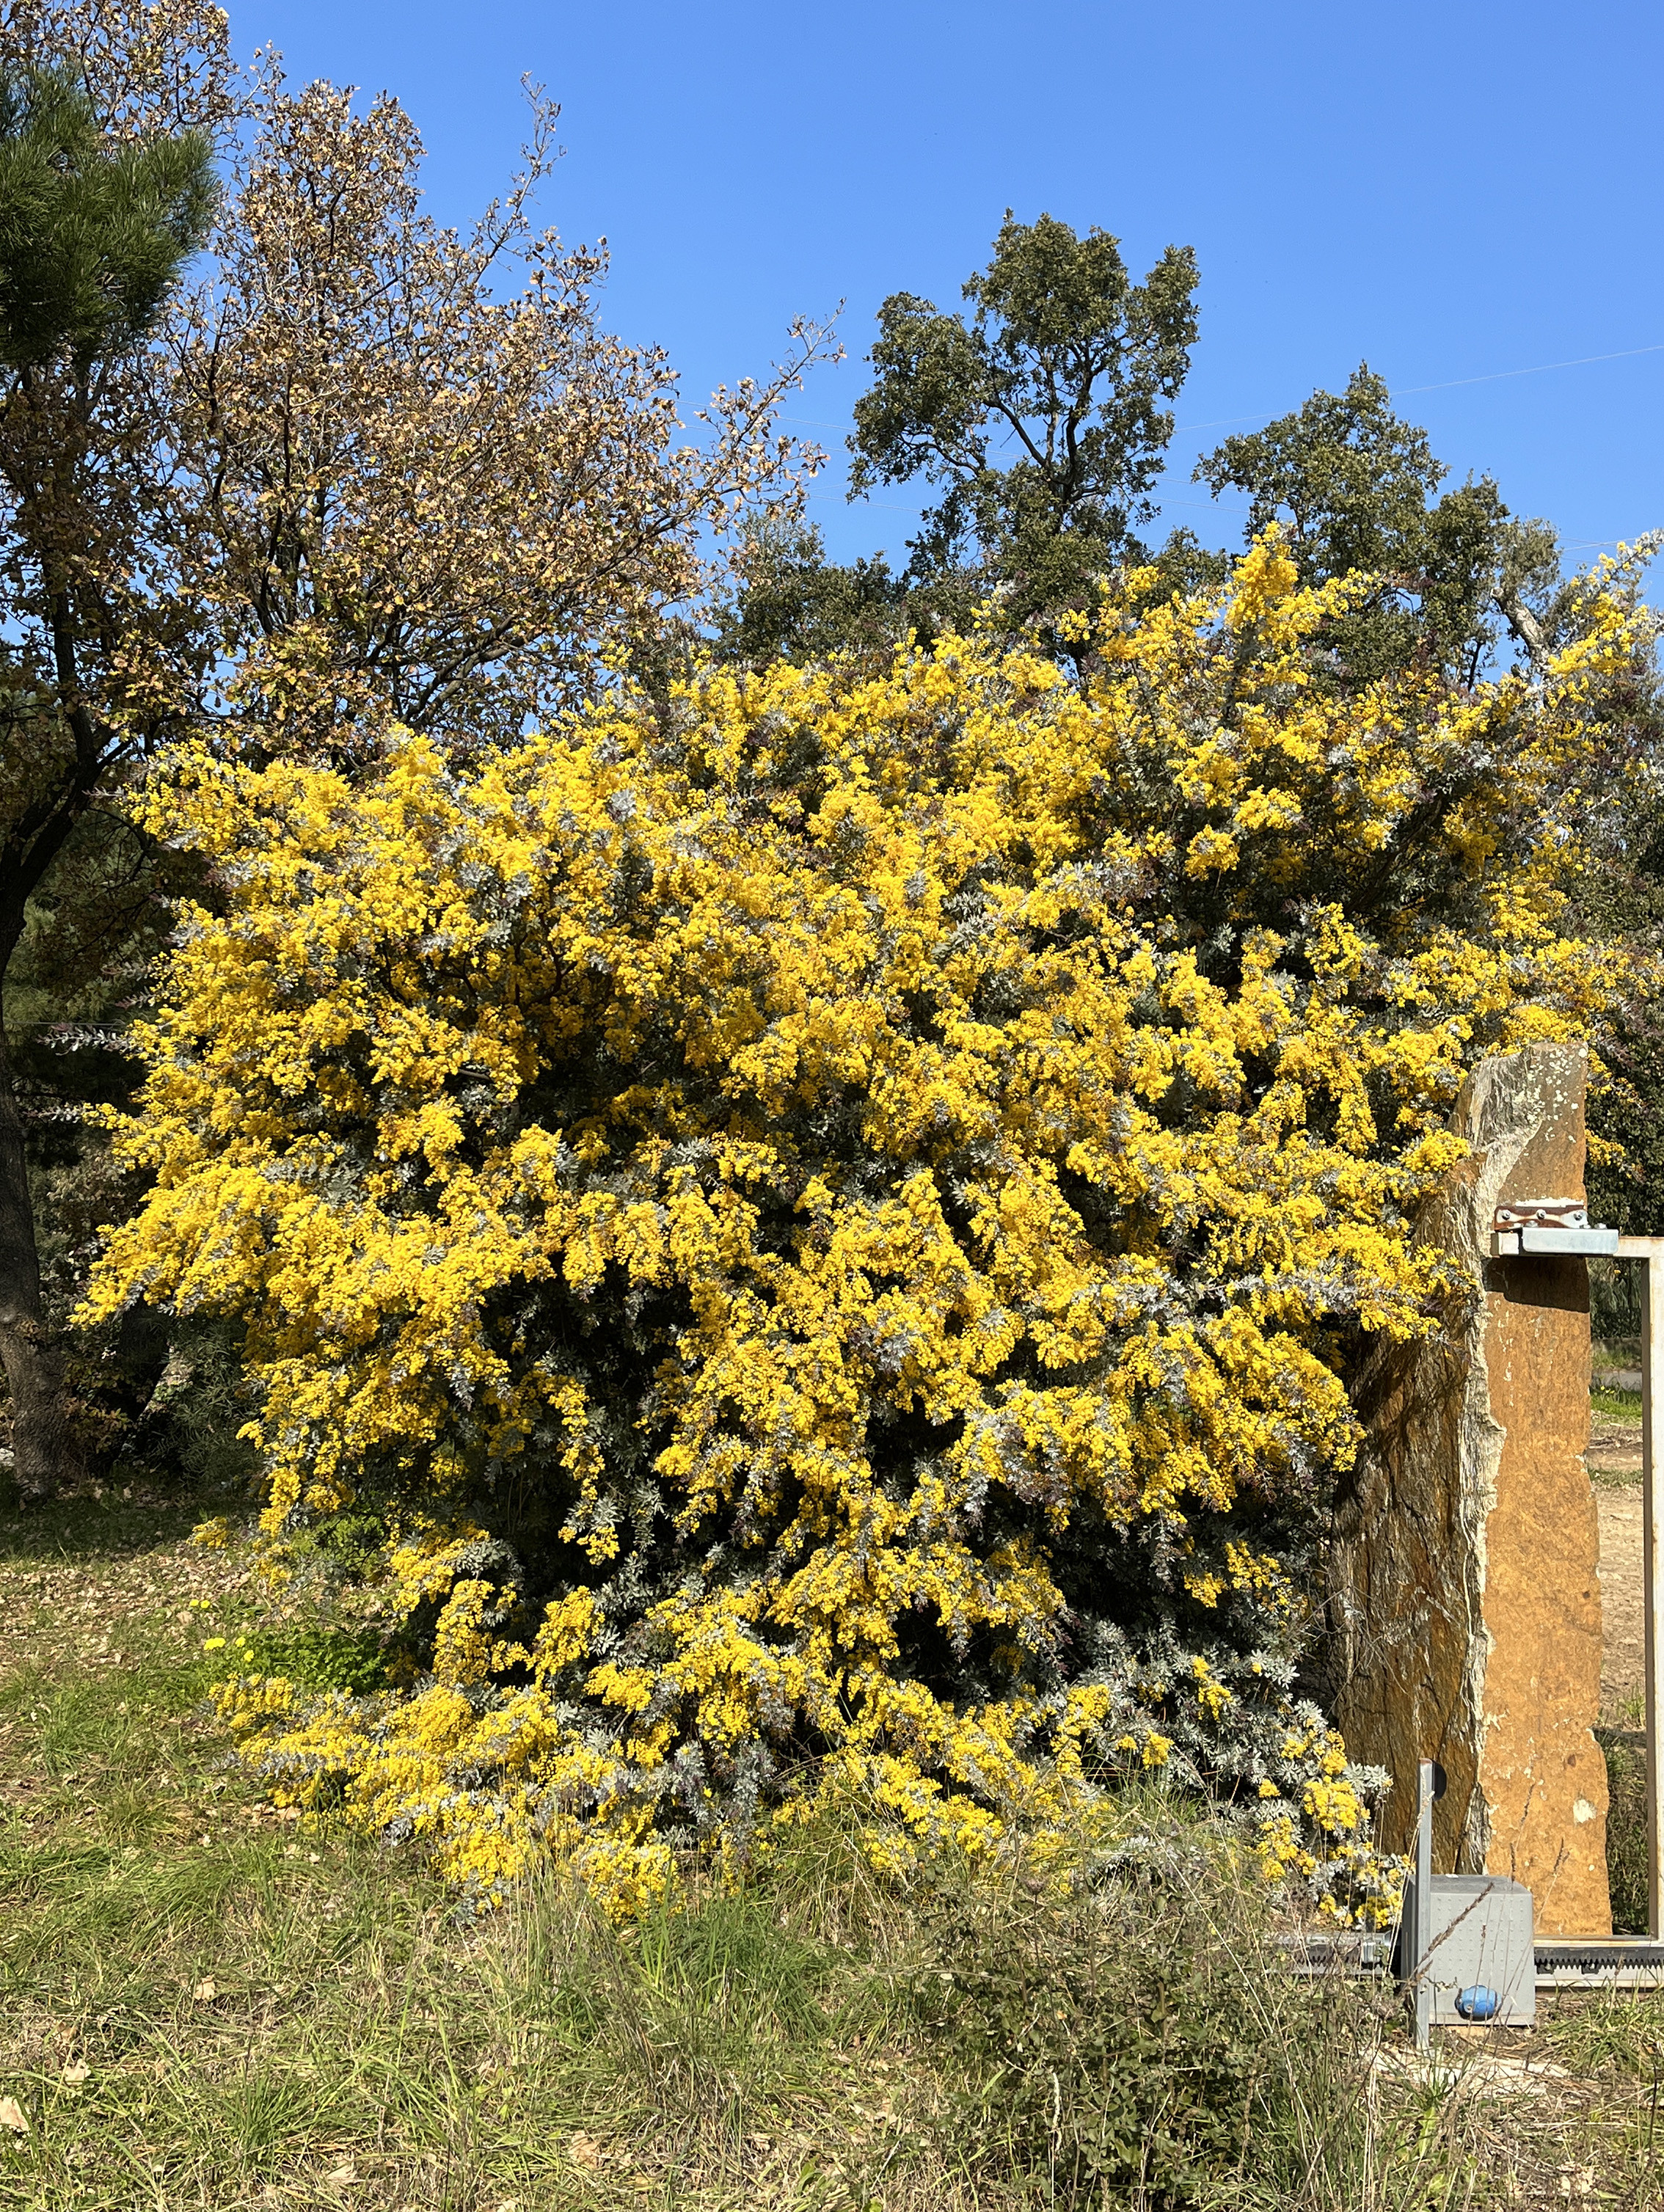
1398, 1873, 1536, 2026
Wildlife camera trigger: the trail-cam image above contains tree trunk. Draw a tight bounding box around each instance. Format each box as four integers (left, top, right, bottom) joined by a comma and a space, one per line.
0, 1015, 81, 1501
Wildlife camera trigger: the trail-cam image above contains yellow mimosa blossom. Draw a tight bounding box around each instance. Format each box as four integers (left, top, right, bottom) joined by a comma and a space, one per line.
88, 539, 1634, 1923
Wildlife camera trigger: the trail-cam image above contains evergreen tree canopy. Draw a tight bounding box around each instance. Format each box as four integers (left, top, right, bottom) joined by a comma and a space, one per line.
849, 213, 1199, 623
1194, 367, 1519, 686
709, 517, 904, 668
0, 65, 213, 369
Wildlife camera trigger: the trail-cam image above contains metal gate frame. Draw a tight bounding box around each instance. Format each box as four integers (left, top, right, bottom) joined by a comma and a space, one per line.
1613, 1233, 1664, 1935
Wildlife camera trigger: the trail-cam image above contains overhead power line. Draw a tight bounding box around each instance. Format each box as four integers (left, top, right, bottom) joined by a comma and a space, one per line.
787, 338, 1664, 547
780, 339, 1664, 442
1172, 342, 1664, 435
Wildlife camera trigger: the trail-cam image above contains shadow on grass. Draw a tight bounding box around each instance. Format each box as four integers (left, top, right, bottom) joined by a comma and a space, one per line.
0, 1482, 213, 1563
1600, 1726, 1649, 1935
4, 1492, 1662, 2208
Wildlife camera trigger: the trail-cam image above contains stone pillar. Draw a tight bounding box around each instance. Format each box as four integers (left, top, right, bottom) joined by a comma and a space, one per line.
1331, 1043, 1610, 1936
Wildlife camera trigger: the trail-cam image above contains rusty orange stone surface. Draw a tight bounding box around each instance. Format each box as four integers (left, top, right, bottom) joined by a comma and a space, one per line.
1332, 1043, 1610, 1936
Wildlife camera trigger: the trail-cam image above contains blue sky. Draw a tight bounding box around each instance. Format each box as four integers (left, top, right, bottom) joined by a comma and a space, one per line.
249, 0, 1663, 576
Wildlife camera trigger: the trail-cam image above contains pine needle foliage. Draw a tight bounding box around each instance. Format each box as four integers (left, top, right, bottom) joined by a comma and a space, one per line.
0, 63, 212, 370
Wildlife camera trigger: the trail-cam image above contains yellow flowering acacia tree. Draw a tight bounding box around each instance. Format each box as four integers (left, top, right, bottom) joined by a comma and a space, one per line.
88, 541, 1628, 1916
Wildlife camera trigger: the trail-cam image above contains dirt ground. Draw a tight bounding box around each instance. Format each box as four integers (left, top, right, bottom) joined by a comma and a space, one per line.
1592, 1415, 1643, 1714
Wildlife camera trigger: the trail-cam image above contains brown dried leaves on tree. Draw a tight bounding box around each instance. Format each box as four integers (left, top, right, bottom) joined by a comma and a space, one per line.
178, 63, 833, 757
0, 0, 832, 1495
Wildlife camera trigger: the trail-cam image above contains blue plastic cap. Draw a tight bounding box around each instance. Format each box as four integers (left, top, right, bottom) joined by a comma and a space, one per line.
1455, 1985, 1500, 2021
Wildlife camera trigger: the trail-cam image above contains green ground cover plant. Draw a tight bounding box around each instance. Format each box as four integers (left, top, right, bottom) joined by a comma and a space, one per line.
1597, 1729, 1649, 1938
1591, 1386, 1643, 1425
4, 1487, 1663, 2211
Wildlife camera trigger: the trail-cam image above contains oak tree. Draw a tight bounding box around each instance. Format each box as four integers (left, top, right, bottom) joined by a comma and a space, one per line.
849, 212, 1199, 629
1194, 365, 1529, 687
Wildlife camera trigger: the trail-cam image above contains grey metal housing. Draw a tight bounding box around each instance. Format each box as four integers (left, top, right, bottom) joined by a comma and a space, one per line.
1401, 1874, 1536, 2025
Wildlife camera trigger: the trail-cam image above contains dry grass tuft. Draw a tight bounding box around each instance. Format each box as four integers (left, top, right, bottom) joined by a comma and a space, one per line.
1, 1487, 1660, 2209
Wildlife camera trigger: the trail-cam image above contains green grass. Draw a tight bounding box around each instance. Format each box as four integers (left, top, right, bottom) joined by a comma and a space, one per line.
4, 1489, 1664, 2210
1545, 1992, 1664, 2080
1592, 1384, 1644, 1423
1600, 1729, 1652, 1936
